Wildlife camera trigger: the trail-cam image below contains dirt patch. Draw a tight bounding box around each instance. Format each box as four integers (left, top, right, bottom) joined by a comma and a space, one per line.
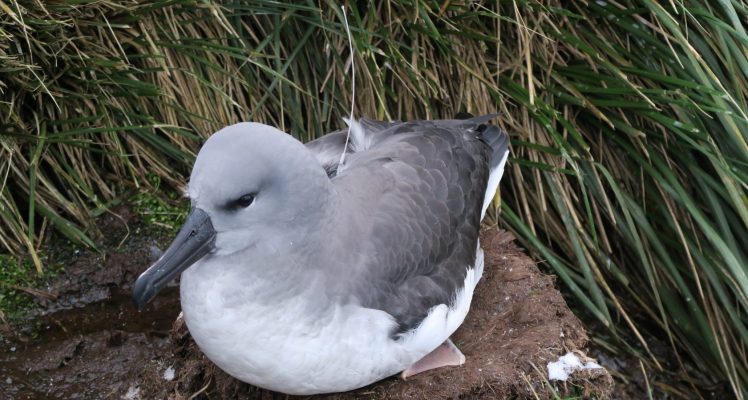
0, 218, 612, 399
0, 206, 179, 400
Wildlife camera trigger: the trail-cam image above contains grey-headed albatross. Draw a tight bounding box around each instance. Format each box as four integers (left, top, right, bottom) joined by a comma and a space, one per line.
133, 115, 509, 395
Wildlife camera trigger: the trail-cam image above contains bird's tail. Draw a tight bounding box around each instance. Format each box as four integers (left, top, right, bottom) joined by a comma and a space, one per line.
459, 114, 510, 220
477, 123, 510, 175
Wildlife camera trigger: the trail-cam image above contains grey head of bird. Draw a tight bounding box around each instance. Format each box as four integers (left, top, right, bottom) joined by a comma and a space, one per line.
132, 122, 334, 309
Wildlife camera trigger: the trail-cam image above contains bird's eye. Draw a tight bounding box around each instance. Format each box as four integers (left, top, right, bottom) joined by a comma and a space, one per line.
236, 193, 256, 208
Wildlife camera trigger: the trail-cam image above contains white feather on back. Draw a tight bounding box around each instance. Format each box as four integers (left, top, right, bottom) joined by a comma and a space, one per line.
343, 117, 369, 152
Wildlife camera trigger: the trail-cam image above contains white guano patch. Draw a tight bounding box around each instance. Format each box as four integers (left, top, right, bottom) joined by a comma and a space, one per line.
122, 385, 141, 400
547, 352, 603, 381
163, 365, 175, 381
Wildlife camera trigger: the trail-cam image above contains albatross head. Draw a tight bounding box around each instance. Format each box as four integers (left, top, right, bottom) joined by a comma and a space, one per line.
132, 122, 332, 309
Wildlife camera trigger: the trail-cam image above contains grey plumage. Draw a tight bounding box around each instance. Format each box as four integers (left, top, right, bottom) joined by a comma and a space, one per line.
306, 115, 508, 334
133, 115, 510, 394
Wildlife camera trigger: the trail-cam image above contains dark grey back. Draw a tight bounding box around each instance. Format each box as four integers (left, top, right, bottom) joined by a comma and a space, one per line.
306, 116, 508, 336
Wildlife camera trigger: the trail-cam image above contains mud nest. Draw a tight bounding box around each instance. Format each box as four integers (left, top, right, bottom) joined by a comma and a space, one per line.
139, 229, 612, 399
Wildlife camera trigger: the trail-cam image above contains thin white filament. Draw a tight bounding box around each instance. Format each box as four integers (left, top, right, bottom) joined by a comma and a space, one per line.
336, 5, 356, 174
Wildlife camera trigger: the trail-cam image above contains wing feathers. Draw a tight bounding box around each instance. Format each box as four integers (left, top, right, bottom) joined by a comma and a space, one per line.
306, 116, 509, 333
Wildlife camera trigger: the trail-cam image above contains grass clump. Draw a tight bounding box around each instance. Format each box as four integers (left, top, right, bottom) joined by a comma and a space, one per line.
0, 255, 36, 323
131, 175, 187, 234
1, 1, 747, 398
0, 255, 62, 324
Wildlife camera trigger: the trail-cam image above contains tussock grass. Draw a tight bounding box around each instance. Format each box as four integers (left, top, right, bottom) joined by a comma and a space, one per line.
1, 1, 746, 397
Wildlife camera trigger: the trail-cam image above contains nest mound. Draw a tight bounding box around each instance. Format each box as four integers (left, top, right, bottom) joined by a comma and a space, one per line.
143, 229, 612, 399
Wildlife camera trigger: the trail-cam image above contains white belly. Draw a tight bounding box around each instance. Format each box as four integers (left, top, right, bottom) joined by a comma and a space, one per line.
179, 245, 484, 395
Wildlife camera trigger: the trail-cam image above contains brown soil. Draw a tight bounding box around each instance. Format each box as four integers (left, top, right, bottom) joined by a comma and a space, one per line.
0, 210, 612, 399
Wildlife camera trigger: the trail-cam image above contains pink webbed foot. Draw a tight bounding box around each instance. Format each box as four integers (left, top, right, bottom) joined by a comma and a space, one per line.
401, 339, 466, 379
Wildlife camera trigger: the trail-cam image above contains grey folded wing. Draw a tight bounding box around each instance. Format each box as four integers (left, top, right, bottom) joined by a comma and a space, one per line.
328, 118, 499, 335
